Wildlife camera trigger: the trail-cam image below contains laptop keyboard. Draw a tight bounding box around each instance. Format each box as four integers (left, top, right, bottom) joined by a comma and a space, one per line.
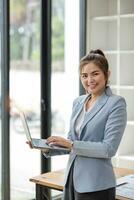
32, 138, 49, 148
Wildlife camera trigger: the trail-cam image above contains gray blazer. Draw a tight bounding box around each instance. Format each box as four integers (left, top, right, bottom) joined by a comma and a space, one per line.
45, 86, 127, 193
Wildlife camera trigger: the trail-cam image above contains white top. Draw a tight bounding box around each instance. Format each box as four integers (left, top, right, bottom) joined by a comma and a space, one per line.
75, 97, 96, 137
75, 106, 85, 136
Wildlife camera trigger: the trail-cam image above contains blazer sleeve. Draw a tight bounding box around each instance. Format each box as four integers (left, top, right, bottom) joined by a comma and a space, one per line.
72, 97, 127, 158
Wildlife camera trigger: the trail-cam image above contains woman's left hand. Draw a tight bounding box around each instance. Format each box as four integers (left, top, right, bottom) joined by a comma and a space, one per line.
46, 136, 73, 149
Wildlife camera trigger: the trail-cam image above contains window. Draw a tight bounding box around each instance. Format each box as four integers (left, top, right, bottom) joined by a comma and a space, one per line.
10, 0, 41, 199
51, 0, 79, 170
51, 0, 80, 197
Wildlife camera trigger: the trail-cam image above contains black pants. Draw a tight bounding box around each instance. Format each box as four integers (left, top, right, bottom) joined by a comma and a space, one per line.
63, 165, 115, 200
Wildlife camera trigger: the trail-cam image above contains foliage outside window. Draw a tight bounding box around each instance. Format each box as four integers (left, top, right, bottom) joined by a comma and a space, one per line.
10, 0, 65, 72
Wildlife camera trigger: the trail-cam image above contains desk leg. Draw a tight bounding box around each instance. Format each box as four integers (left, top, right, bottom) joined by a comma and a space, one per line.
36, 184, 51, 200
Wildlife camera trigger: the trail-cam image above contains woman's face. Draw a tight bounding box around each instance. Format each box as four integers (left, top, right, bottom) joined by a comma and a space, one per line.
80, 62, 108, 96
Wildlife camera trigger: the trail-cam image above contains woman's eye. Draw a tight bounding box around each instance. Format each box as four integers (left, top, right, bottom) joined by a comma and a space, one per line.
81, 74, 87, 78
93, 73, 99, 76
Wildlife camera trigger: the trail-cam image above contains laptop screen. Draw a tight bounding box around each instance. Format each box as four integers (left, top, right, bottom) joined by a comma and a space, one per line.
19, 112, 32, 142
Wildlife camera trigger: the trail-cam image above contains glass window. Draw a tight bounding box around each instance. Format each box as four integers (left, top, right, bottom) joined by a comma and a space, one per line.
51, 0, 79, 169
52, 0, 79, 170
10, 0, 41, 199
51, 0, 80, 196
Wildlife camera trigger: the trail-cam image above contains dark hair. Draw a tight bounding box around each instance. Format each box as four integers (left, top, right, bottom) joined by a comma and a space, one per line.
80, 49, 109, 85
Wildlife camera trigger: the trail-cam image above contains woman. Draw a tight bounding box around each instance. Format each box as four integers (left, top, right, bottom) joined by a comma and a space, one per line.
33, 49, 127, 200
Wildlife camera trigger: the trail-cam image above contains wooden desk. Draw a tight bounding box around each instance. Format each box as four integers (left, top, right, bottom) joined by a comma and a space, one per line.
30, 168, 134, 200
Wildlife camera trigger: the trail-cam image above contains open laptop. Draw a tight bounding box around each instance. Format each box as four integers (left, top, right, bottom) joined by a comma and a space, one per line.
20, 111, 70, 152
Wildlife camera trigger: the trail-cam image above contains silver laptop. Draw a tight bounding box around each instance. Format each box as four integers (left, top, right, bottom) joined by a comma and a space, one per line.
20, 111, 70, 151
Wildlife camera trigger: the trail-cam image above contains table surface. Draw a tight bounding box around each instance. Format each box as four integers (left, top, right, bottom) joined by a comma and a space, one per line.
30, 167, 134, 199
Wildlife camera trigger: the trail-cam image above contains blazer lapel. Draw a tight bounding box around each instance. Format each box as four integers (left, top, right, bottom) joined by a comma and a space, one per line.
79, 91, 110, 139
72, 86, 112, 139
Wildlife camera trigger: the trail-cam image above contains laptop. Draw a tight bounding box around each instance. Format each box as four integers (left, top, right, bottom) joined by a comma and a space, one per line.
20, 111, 70, 152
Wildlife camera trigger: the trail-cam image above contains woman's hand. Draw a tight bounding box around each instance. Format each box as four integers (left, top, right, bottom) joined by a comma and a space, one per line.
47, 136, 73, 149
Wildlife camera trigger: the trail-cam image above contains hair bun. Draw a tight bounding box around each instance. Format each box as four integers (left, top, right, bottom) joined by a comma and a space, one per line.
90, 49, 105, 57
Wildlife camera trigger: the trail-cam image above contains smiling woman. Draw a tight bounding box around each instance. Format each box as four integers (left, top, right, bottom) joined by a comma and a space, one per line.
41, 49, 127, 200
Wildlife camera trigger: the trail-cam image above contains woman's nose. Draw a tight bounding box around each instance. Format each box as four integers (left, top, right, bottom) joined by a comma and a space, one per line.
87, 76, 93, 84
